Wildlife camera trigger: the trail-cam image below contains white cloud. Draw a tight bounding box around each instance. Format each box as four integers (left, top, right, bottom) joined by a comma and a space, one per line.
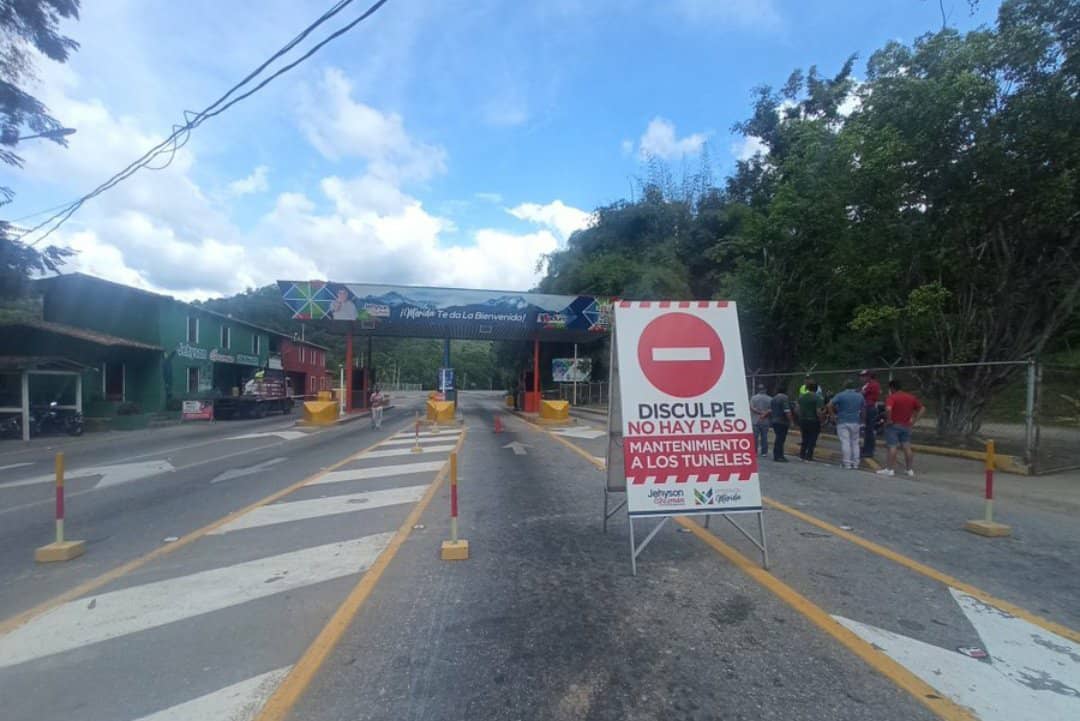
621, 139, 634, 156
507, 200, 592, 241
635, 117, 709, 160
730, 135, 767, 161
475, 192, 503, 203
227, 165, 269, 196
13, 52, 562, 299
298, 67, 447, 183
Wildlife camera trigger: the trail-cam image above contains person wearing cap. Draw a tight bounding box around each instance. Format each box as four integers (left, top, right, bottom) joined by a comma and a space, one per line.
859, 370, 881, 458
749, 384, 773, 457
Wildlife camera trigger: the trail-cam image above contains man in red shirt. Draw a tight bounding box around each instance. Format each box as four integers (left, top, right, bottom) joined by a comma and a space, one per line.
876, 379, 925, 477
859, 370, 881, 459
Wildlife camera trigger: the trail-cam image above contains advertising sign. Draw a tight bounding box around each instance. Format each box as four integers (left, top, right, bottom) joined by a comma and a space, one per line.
614, 301, 761, 517
278, 281, 612, 342
552, 357, 592, 383
181, 400, 213, 421
439, 367, 455, 393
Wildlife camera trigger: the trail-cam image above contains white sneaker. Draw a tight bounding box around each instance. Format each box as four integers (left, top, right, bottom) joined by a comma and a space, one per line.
905, 469, 915, 477
876, 468, 895, 477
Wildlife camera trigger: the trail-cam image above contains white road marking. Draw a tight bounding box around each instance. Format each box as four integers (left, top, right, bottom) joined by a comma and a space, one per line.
835, 588, 1080, 721
0, 462, 33, 472
0, 533, 393, 669
364, 444, 456, 459
227, 431, 307, 442
551, 427, 607, 440
651, 346, 710, 362
211, 485, 428, 533
378, 434, 462, 447
210, 457, 287, 484
313, 461, 445, 485
0, 460, 175, 490
131, 667, 291, 721
392, 430, 461, 439
503, 441, 529, 456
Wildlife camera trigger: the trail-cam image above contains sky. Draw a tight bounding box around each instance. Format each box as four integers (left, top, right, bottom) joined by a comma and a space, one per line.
1, 0, 1001, 301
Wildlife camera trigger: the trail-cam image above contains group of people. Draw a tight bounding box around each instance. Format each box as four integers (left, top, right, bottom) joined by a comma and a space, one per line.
749, 370, 925, 476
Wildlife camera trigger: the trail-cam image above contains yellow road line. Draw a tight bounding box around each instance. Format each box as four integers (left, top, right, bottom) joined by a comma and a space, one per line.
0, 421, 416, 638
255, 427, 469, 721
762, 495, 1080, 644
675, 517, 977, 721
533, 415, 1080, 705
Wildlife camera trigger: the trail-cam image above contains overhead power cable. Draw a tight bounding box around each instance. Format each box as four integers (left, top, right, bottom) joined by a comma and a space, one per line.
19, 0, 390, 246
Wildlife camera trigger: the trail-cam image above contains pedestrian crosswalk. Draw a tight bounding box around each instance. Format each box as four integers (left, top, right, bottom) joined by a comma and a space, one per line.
211, 486, 428, 534
0, 421, 464, 721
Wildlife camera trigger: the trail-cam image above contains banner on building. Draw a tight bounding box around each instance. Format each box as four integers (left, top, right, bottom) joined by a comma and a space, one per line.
552, 357, 592, 383
278, 281, 612, 342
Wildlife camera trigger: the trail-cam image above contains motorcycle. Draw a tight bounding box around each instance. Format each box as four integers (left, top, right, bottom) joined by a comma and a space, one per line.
0, 413, 21, 439
30, 402, 84, 437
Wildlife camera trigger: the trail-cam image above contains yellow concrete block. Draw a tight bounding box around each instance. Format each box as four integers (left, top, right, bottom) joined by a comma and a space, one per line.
302, 400, 339, 425
35, 540, 86, 563
441, 539, 470, 560
540, 399, 570, 420
505, 395, 514, 407
317, 390, 333, 401
426, 400, 455, 423
964, 520, 1012, 537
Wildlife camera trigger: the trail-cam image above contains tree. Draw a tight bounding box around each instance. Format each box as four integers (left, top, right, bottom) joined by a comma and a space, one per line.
0, 0, 81, 298
536, 0, 1080, 437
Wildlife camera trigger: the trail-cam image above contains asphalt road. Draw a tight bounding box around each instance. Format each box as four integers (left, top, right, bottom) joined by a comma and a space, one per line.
0, 391, 1077, 721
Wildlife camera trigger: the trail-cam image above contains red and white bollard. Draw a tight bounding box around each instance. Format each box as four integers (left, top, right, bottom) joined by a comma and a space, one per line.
964, 440, 1012, 537
440, 452, 469, 560
34, 452, 86, 562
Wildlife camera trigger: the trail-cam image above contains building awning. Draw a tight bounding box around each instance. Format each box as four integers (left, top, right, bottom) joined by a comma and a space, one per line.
0, 356, 95, 373
0, 320, 162, 351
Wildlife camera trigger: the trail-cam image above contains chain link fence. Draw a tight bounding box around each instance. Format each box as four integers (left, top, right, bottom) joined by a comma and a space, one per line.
555, 382, 609, 408
746, 361, 1080, 475
550, 361, 1079, 474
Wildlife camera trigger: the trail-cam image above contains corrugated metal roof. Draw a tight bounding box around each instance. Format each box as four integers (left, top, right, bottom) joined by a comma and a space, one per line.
0, 356, 94, 372
1, 320, 163, 351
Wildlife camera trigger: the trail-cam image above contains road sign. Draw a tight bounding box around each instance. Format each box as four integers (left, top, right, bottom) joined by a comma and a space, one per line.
614, 301, 761, 517
636, 312, 725, 398
439, 367, 455, 393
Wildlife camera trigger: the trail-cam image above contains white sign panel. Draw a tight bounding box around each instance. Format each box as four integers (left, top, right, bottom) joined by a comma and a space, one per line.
615, 301, 761, 517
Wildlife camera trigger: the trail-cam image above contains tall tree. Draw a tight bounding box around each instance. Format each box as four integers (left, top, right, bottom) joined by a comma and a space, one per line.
0, 0, 80, 298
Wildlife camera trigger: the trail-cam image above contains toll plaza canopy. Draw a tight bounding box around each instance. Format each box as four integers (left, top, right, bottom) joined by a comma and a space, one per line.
278, 280, 612, 343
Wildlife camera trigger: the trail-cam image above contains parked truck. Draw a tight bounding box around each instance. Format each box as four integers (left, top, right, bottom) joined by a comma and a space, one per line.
213, 369, 294, 419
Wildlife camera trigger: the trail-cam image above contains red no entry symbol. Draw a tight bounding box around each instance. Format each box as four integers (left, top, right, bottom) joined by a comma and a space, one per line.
636, 313, 725, 397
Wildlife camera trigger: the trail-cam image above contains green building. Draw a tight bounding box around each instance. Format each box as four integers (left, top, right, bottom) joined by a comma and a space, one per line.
33, 274, 277, 417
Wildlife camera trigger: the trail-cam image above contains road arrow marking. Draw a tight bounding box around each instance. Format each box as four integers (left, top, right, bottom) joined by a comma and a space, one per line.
0, 460, 175, 490
210, 457, 287, 484
503, 441, 529, 456
551, 427, 607, 440
835, 588, 1080, 721
227, 430, 307, 441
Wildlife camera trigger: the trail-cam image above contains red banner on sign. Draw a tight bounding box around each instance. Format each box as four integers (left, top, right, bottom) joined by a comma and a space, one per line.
624, 432, 757, 484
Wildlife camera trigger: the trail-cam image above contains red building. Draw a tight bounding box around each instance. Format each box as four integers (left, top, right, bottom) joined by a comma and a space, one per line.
279, 337, 330, 398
